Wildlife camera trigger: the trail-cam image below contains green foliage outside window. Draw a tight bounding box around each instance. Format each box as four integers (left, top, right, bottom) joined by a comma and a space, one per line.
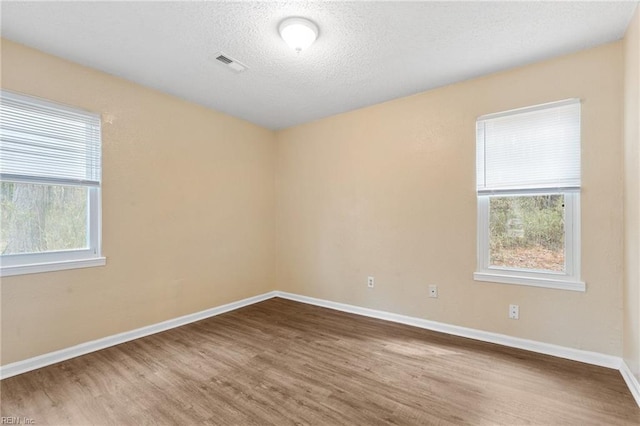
0, 181, 87, 255
489, 195, 565, 272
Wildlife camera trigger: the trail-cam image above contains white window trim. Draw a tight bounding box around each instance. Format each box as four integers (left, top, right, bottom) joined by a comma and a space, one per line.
0, 186, 105, 277
0, 90, 105, 277
474, 191, 584, 292
0, 257, 106, 277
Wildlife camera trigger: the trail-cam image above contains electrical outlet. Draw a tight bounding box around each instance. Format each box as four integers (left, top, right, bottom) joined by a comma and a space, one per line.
428, 285, 438, 298
367, 276, 375, 288
509, 304, 519, 320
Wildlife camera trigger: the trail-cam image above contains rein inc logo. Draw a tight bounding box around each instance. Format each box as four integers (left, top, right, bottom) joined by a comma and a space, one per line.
1, 418, 34, 425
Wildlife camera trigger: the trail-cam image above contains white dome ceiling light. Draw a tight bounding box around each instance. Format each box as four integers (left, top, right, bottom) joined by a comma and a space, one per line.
279, 17, 319, 52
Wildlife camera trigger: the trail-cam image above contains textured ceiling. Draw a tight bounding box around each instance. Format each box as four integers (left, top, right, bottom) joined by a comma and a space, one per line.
1, 1, 638, 130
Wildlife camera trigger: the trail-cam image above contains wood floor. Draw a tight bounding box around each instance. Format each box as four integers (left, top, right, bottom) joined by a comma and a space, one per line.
1, 298, 639, 425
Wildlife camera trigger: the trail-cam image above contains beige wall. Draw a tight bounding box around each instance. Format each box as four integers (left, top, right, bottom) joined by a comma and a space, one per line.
624, 7, 640, 379
0, 39, 277, 365
276, 42, 625, 356
0, 36, 631, 366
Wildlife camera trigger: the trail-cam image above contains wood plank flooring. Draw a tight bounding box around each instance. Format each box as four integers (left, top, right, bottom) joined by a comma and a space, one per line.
1, 297, 639, 425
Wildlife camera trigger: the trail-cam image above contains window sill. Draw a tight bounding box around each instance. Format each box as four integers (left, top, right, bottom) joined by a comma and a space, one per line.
0, 257, 106, 277
473, 272, 585, 292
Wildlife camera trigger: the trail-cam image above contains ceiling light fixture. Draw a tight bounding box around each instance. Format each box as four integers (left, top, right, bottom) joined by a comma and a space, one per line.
279, 17, 318, 52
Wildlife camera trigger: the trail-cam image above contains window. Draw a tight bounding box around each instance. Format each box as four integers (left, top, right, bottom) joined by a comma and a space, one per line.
0, 90, 104, 276
474, 99, 584, 291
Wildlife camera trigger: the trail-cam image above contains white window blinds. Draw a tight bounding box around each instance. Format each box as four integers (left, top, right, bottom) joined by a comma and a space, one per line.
0, 90, 101, 187
476, 99, 580, 194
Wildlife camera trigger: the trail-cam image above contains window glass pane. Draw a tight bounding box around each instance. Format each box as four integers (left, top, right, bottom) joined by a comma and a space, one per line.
0, 182, 88, 255
489, 194, 565, 272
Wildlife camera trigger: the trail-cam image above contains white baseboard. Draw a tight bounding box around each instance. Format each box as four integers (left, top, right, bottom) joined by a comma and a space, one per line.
0, 291, 278, 380
274, 291, 622, 370
620, 360, 640, 407
2, 289, 637, 408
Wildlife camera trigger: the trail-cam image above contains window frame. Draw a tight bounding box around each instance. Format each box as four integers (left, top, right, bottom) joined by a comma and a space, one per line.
473, 99, 585, 292
0, 91, 105, 277
474, 190, 584, 291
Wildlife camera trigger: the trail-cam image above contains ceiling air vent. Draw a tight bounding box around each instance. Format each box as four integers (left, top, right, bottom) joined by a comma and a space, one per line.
216, 55, 233, 64
214, 53, 247, 74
